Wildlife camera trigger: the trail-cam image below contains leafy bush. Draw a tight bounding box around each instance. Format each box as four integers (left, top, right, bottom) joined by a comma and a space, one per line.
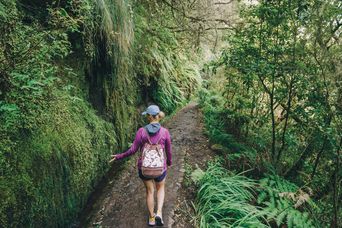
134, 3, 201, 114
194, 161, 267, 228
198, 88, 258, 170
257, 175, 318, 227
194, 162, 319, 228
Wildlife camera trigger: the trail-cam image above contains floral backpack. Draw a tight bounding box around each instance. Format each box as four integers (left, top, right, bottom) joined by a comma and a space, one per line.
141, 128, 165, 178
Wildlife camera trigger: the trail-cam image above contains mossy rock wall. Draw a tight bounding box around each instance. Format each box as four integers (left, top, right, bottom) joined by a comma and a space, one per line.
0, 0, 200, 227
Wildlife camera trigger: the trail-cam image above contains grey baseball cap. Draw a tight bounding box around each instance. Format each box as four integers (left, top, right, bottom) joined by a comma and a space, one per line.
141, 105, 160, 115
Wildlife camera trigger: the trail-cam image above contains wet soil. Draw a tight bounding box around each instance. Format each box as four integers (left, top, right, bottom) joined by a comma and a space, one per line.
77, 102, 215, 228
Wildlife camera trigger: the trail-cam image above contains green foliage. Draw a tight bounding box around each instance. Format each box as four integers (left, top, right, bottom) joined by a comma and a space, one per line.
257, 175, 318, 227
0, 95, 116, 227
0, 0, 201, 227
0, 2, 120, 223
212, 0, 341, 167
0, 0, 130, 227
200, 0, 341, 225
195, 161, 319, 228
195, 161, 267, 228
133, 2, 201, 113
190, 167, 205, 184
198, 88, 258, 170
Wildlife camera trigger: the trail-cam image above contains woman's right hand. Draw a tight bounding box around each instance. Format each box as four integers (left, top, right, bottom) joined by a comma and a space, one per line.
109, 154, 117, 163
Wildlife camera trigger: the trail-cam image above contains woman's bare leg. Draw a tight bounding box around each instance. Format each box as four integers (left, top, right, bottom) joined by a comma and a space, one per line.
143, 179, 155, 217
155, 179, 166, 217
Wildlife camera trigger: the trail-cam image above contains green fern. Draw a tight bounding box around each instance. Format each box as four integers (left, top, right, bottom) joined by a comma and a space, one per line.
257, 175, 318, 228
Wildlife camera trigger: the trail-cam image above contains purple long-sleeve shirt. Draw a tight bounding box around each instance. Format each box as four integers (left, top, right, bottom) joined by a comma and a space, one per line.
115, 127, 172, 170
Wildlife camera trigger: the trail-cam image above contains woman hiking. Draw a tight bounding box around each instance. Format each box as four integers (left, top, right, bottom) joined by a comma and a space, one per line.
109, 104, 172, 226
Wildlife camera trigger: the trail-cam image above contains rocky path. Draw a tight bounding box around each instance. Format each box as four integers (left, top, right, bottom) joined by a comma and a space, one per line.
78, 102, 215, 228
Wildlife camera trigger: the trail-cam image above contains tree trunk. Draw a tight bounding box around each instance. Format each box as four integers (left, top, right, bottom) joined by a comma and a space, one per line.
277, 78, 294, 164
311, 137, 327, 180
270, 91, 276, 161
285, 137, 315, 179
331, 137, 341, 227
277, 19, 297, 164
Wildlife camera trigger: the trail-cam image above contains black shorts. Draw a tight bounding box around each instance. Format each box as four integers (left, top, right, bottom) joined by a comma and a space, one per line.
138, 169, 167, 182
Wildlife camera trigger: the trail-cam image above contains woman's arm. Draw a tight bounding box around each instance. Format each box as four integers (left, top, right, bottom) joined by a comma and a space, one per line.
114, 128, 144, 160
165, 129, 172, 166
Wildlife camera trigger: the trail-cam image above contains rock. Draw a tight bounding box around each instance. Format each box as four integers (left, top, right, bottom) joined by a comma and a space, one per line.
210, 144, 226, 152
93, 221, 102, 226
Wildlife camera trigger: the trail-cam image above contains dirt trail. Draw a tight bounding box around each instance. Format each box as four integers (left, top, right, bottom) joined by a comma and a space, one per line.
78, 102, 215, 228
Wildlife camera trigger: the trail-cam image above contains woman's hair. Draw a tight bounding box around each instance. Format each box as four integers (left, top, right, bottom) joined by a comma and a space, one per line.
158, 111, 165, 119
151, 111, 165, 120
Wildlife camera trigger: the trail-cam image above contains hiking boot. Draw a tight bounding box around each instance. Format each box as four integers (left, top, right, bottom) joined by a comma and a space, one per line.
148, 215, 156, 226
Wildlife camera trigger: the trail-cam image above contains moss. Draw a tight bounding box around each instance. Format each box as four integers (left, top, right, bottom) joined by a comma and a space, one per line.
133, 4, 201, 114
0, 93, 117, 227
0, 0, 200, 227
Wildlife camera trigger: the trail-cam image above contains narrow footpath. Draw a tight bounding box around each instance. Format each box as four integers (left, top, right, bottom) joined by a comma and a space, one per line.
78, 102, 215, 228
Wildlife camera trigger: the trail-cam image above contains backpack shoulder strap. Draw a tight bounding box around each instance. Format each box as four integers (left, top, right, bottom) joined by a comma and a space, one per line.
143, 127, 152, 144
155, 127, 164, 145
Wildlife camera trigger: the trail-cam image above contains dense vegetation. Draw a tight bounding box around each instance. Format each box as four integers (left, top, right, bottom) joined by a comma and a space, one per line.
192, 161, 317, 227
0, 0, 200, 227
196, 0, 341, 227
0, 0, 340, 227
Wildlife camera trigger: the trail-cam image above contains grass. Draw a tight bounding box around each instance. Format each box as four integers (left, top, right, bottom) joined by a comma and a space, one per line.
194, 161, 267, 228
